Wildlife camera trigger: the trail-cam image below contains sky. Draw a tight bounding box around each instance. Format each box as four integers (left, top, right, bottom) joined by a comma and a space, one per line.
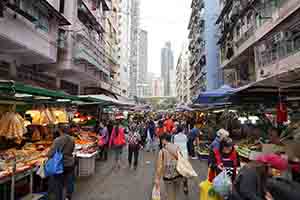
140, 0, 192, 75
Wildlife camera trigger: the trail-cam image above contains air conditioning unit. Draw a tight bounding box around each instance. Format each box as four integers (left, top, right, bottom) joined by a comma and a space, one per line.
273, 32, 284, 43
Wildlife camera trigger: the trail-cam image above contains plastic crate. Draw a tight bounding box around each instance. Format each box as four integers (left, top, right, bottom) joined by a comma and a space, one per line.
77, 156, 96, 177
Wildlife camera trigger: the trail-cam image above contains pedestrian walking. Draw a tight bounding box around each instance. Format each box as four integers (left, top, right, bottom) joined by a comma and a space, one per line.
146, 119, 156, 152
98, 121, 109, 161
155, 134, 183, 200
127, 126, 142, 170
156, 120, 165, 149
109, 115, 126, 170
187, 124, 199, 160
48, 124, 75, 200
173, 125, 189, 195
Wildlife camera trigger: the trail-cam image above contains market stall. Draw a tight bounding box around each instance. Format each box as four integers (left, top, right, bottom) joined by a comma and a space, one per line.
0, 80, 101, 199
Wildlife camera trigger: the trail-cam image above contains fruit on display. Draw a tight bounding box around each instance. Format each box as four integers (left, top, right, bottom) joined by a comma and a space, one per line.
0, 112, 26, 140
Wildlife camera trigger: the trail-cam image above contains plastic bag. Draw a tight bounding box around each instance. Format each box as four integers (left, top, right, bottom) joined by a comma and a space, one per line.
37, 161, 46, 179
152, 186, 160, 200
213, 170, 232, 197
45, 150, 64, 177
177, 151, 198, 178
199, 180, 222, 200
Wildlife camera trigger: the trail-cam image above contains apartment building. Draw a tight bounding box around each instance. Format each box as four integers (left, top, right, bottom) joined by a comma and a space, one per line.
176, 45, 191, 104
161, 42, 174, 96
0, 0, 70, 90
188, 0, 221, 100
129, 0, 140, 97
0, 0, 122, 96
118, 0, 131, 97
51, 0, 121, 95
217, 0, 300, 87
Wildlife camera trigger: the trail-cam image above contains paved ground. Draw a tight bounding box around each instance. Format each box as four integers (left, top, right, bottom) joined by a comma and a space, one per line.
73, 149, 208, 200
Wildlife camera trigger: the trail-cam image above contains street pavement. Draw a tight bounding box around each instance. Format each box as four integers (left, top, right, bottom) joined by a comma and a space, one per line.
73, 149, 208, 200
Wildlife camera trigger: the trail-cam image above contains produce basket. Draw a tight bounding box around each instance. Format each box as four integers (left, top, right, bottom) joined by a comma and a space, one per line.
77, 152, 97, 177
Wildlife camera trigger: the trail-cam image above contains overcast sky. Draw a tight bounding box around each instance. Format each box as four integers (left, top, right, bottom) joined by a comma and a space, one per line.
140, 0, 192, 75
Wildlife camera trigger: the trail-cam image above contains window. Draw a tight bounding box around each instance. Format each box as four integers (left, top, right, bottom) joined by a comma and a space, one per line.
59, 0, 65, 14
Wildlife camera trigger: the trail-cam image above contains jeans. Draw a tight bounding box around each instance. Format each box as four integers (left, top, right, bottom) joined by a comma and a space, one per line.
48, 166, 75, 200
187, 139, 195, 157
146, 138, 155, 152
99, 144, 108, 161
128, 145, 139, 168
113, 146, 123, 162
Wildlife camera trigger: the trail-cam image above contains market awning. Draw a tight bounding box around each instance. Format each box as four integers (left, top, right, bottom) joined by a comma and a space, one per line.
78, 95, 135, 107
231, 70, 300, 104
0, 80, 81, 102
193, 85, 236, 104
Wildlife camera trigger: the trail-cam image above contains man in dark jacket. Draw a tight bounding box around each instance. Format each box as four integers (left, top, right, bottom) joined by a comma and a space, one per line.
48, 124, 75, 200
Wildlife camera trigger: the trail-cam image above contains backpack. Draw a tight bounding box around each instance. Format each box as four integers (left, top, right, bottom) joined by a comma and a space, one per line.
162, 147, 180, 180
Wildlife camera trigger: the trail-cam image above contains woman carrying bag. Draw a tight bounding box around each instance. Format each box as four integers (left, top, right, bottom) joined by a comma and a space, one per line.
154, 134, 197, 200
109, 114, 126, 170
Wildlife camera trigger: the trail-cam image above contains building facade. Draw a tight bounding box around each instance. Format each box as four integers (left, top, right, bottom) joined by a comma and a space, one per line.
188, 0, 221, 100
0, 0, 122, 96
129, 0, 140, 97
161, 42, 174, 96
118, 0, 131, 97
176, 45, 191, 104
137, 29, 148, 84
151, 75, 164, 97
0, 0, 70, 90
217, 0, 300, 88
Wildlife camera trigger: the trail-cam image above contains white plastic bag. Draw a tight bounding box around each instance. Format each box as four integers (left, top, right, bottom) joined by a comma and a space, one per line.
36, 162, 46, 179
213, 170, 232, 197
152, 186, 160, 200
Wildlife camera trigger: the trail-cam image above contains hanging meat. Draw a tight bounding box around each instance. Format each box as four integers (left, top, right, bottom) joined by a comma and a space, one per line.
0, 112, 26, 141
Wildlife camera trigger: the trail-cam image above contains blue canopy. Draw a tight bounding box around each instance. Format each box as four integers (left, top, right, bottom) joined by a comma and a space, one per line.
193, 85, 237, 104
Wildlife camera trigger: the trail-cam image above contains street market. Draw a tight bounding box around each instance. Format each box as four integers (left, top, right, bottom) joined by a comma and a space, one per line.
1, 0, 300, 200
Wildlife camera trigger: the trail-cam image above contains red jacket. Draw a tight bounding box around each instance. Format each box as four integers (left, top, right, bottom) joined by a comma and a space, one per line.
211, 148, 239, 181
109, 127, 126, 148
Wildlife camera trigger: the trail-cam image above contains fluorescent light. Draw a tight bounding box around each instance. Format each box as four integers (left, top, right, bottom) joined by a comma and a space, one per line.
238, 117, 248, 124
15, 93, 32, 98
34, 96, 52, 100
57, 99, 71, 102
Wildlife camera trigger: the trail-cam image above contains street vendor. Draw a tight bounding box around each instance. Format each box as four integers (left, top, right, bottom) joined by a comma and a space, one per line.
210, 128, 230, 150
210, 137, 240, 181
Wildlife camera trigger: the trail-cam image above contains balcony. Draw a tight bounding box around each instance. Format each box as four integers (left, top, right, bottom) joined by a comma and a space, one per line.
0, 0, 70, 65
257, 38, 300, 81
73, 31, 111, 76
78, 0, 105, 34
221, 0, 300, 68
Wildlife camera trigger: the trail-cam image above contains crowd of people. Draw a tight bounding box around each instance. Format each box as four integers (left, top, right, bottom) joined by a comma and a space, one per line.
45, 113, 300, 200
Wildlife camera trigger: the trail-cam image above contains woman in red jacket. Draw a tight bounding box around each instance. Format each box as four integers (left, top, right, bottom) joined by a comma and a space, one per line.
210, 137, 240, 182
109, 116, 126, 170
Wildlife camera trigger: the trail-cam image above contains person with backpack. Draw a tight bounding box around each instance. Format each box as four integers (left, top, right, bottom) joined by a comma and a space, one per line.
154, 134, 183, 200
109, 115, 126, 170
47, 124, 75, 200
127, 124, 142, 170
